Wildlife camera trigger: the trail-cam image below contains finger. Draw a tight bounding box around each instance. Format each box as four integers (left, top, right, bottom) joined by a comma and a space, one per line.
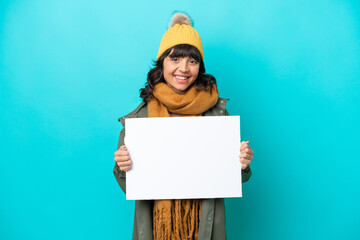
241, 148, 251, 154
241, 147, 254, 156
240, 141, 249, 151
240, 158, 251, 168
240, 154, 252, 161
115, 145, 128, 153
239, 153, 252, 160
118, 163, 131, 170
114, 155, 131, 162
115, 145, 125, 152
116, 156, 131, 162
117, 159, 132, 167
240, 159, 251, 167
119, 160, 133, 172
240, 156, 251, 163
120, 165, 132, 172
114, 149, 130, 157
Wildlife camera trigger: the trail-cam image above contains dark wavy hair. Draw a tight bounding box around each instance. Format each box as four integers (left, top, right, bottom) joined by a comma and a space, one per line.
140, 44, 217, 102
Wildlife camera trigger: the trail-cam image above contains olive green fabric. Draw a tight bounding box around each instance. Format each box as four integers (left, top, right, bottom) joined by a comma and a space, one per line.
113, 98, 252, 240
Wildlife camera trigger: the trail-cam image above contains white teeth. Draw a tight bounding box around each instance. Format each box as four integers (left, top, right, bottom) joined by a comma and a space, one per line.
175, 76, 188, 80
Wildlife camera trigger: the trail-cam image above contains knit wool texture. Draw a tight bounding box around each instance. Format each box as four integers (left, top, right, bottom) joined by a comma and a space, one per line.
149, 83, 219, 240
148, 83, 218, 117
156, 23, 204, 61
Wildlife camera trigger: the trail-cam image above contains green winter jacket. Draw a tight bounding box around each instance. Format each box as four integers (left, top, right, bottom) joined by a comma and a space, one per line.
113, 98, 252, 240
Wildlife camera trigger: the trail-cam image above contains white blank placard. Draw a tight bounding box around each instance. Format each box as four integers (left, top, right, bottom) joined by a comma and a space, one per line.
125, 116, 241, 200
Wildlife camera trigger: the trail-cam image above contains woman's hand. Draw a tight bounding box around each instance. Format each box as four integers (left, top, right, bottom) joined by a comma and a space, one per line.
114, 145, 132, 172
240, 140, 254, 170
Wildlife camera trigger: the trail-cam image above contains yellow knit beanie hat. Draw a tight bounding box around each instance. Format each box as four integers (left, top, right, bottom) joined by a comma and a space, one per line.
157, 12, 204, 61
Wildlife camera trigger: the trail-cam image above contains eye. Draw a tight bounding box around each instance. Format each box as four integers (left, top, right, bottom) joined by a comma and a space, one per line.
171, 58, 179, 62
189, 60, 198, 64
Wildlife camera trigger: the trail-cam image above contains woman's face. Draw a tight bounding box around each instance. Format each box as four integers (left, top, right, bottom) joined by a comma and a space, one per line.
162, 51, 200, 94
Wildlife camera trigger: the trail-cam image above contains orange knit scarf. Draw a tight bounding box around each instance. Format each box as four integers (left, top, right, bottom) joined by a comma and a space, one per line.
148, 83, 219, 240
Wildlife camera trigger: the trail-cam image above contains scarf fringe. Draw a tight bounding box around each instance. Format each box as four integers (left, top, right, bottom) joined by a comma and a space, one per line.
153, 200, 202, 240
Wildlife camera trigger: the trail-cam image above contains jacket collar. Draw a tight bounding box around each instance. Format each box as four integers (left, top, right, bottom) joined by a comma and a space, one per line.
118, 101, 147, 127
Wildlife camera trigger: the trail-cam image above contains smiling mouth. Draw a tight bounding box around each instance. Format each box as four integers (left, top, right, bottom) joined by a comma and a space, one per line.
175, 76, 190, 80
174, 75, 190, 84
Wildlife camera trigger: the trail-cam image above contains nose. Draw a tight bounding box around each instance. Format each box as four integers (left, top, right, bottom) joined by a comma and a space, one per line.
179, 59, 189, 72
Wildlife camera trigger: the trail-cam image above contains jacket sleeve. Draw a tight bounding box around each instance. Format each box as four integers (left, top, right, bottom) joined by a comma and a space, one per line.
225, 109, 252, 183
113, 128, 127, 194
242, 166, 252, 183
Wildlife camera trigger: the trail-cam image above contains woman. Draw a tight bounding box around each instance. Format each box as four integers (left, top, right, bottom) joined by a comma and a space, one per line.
113, 12, 254, 240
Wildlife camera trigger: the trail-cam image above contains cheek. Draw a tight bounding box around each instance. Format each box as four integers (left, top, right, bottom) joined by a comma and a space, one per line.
163, 66, 173, 80
164, 72, 177, 86
163, 72, 172, 84
192, 67, 200, 80
163, 60, 173, 75
164, 65, 175, 75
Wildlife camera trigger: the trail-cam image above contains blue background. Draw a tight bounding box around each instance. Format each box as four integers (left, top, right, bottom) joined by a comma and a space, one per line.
1, 0, 359, 239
